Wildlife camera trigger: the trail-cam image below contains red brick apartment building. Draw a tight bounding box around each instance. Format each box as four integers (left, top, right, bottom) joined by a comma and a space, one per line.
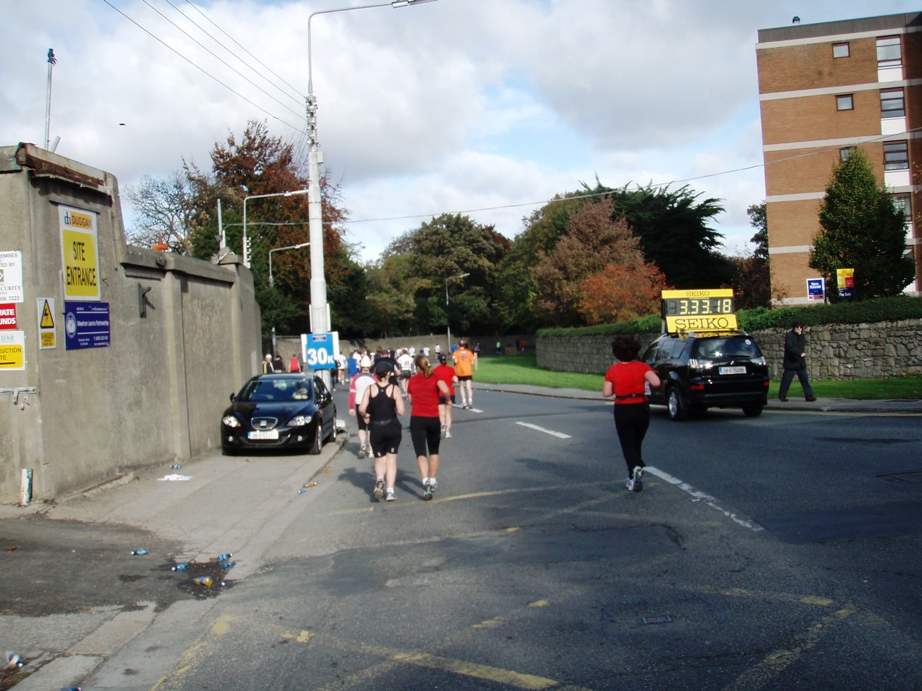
756, 12, 922, 304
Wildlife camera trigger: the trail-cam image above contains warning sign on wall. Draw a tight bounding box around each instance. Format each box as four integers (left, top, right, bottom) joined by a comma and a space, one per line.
38, 297, 56, 349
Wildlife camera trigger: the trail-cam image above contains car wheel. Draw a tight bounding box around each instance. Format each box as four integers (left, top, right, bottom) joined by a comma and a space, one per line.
667, 387, 688, 421
308, 418, 323, 455
742, 403, 764, 417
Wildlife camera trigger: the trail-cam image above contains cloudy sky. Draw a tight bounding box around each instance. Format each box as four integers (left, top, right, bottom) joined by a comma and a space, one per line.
3, 0, 918, 262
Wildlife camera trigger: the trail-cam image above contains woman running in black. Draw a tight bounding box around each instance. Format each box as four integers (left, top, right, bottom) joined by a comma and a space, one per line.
359, 361, 406, 501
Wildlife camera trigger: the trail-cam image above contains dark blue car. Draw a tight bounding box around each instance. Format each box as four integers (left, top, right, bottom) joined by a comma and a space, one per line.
221, 373, 337, 455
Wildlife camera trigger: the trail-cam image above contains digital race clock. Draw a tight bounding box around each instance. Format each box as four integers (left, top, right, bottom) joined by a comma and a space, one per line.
661, 289, 738, 333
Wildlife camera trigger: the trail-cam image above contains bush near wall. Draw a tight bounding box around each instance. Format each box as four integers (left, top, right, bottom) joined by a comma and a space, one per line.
537, 296, 922, 380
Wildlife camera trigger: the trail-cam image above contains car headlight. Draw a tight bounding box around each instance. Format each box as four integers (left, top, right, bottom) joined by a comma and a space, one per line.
222, 415, 241, 428
289, 415, 311, 427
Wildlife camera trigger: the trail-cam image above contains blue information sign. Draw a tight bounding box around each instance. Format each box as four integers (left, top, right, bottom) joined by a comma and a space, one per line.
302, 333, 335, 370
64, 301, 110, 350
806, 278, 825, 302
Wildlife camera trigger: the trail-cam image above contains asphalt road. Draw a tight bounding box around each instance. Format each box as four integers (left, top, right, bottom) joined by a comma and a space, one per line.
133, 389, 922, 690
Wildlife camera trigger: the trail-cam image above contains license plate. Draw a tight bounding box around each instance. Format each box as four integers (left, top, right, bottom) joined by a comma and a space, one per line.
719, 366, 746, 375
248, 430, 279, 440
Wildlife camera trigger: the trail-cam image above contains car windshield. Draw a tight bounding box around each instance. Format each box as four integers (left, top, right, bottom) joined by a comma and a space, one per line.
238, 378, 313, 402
694, 337, 761, 360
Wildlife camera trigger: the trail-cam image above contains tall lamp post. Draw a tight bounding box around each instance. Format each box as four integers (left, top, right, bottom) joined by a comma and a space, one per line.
445, 272, 469, 352
305, 0, 438, 342
242, 189, 308, 268
268, 242, 310, 359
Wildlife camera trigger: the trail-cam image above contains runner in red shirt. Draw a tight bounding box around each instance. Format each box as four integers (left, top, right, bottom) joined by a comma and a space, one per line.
434, 353, 458, 438
407, 355, 450, 501
602, 336, 660, 492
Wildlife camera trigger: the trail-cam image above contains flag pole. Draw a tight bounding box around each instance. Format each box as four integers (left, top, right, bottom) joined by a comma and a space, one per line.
44, 49, 56, 150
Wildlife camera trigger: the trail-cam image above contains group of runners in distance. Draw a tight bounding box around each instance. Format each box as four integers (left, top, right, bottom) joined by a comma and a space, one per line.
347, 341, 477, 502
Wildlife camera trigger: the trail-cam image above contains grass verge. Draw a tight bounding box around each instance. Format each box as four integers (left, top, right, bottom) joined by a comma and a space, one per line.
475, 354, 922, 400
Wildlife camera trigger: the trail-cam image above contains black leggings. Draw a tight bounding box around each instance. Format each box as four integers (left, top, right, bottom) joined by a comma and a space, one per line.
410, 416, 441, 457
613, 402, 650, 476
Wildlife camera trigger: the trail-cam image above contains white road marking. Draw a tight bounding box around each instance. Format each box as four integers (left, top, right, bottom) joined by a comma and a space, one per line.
515, 422, 571, 439
645, 467, 764, 532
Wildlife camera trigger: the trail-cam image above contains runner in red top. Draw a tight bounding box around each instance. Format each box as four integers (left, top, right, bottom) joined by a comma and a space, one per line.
434, 353, 458, 438
602, 336, 661, 492
407, 355, 450, 501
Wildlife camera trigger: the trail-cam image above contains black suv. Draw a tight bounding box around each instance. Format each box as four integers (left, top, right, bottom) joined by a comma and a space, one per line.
642, 332, 769, 420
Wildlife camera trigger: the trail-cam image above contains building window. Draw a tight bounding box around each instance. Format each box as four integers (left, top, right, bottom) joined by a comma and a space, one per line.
881, 89, 905, 118
884, 141, 909, 171
840, 147, 855, 161
877, 36, 902, 68
833, 43, 850, 58
836, 94, 854, 111
892, 194, 912, 228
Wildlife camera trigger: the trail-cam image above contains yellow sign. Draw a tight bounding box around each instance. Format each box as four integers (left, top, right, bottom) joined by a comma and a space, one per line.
37, 297, 56, 350
0, 331, 25, 370
59, 206, 101, 300
40, 300, 54, 328
662, 289, 738, 333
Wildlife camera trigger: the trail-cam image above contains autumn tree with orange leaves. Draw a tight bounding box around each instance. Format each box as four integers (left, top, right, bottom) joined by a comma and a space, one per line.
578, 264, 667, 325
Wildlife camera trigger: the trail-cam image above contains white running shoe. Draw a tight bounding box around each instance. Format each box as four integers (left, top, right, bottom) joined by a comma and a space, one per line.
373, 478, 385, 501
385, 489, 395, 502
445, 430, 452, 438
632, 466, 644, 492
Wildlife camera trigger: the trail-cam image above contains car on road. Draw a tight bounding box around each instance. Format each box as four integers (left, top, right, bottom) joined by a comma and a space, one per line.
221, 373, 337, 455
642, 331, 769, 420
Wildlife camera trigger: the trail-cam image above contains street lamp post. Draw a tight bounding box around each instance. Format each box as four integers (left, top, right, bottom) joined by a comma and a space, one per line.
269, 242, 310, 288
445, 272, 469, 352
268, 242, 310, 359
305, 0, 439, 344
242, 189, 308, 268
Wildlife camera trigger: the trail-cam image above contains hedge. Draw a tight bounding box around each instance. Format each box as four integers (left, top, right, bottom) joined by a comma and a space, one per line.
536, 295, 922, 338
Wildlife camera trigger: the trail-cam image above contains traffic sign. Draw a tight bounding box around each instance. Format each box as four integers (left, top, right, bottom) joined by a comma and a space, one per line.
302, 332, 336, 370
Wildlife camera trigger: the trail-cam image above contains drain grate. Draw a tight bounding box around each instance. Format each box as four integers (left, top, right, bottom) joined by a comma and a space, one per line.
641, 615, 673, 625
877, 470, 922, 483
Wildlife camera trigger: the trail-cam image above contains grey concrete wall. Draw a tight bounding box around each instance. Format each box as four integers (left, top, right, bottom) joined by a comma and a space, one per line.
537, 319, 922, 381
0, 144, 262, 503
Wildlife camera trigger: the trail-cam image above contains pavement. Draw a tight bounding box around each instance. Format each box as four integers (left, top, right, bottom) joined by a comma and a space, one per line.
1, 385, 920, 690
474, 382, 922, 414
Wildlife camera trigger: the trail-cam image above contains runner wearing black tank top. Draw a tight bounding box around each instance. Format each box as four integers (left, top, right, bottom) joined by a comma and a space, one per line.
359, 362, 405, 501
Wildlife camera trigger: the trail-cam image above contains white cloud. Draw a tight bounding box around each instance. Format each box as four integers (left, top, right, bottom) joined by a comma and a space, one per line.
2, 0, 918, 265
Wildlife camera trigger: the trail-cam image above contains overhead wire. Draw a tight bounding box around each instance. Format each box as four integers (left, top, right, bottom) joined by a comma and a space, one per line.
180, 0, 305, 103
100, 0, 307, 134
140, 0, 304, 117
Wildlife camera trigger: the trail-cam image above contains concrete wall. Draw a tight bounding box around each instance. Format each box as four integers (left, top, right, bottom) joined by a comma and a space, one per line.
537, 319, 922, 381
0, 144, 262, 504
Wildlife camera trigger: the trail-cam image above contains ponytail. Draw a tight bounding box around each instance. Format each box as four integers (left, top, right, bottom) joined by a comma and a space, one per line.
414, 354, 433, 378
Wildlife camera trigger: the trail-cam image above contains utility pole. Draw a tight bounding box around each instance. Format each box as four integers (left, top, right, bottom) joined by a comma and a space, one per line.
44, 49, 56, 150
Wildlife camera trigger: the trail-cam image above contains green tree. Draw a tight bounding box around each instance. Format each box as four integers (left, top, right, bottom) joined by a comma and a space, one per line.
494, 195, 583, 332
729, 202, 772, 309
586, 180, 733, 289
374, 214, 509, 336
809, 149, 914, 301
